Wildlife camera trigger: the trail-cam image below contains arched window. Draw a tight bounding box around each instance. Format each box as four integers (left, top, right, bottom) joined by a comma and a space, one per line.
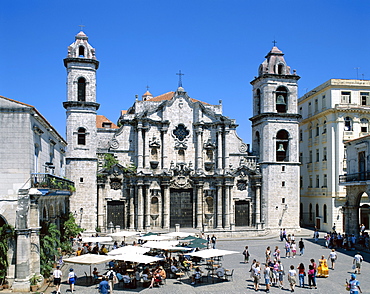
276, 130, 289, 162
276, 86, 287, 113
77, 77, 86, 101
315, 203, 319, 218
77, 127, 86, 145
309, 203, 313, 221
150, 197, 159, 214
316, 123, 320, 136
254, 131, 260, 157
344, 116, 352, 131
277, 63, 284, 75
323, 204, 327, 223
79, 46, 85, 57
360, 118, 369, 133
256, 89, 261, 114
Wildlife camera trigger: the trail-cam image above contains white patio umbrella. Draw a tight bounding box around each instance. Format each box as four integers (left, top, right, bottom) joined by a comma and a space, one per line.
113, 254, 162, 264
141, 240, 180, 249
107, 246, 150, 256
162, 232, 196, 238
64, 254, 113, 276
187, 249, 238, 259
108, 231, 139, 237
82, 236, 113, 243
139, 235, 172, 241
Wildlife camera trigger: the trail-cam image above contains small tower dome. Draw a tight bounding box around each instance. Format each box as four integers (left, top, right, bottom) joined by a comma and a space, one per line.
258, 46, 291, 76
67, 31, 96, 60
142, 90, 153, 101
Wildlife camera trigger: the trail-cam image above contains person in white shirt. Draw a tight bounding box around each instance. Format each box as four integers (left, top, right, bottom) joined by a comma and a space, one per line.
215, 265, 225, 279
328, 249, 337, 270
68, 268, 76, 292
353, 252, 364, 274
253, 262, 261, 291
288, 265, 297, 292
53, 265, 62, 294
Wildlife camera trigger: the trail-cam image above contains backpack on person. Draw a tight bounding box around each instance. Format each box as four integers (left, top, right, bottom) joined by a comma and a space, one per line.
109, 271, 114, 280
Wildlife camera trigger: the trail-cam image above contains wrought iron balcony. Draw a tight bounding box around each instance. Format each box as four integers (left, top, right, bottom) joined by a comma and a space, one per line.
339, 172, 370, 183
31, 173, 75, 192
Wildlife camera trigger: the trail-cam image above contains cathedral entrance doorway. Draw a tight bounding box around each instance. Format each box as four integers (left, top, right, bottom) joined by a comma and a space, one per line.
107, 201, 125, 229
170, 189, 193, 228
235, 200, 250, 226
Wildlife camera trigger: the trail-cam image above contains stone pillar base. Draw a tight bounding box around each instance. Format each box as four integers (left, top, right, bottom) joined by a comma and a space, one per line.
12, 280, 30, 292
256, 222, 265, 230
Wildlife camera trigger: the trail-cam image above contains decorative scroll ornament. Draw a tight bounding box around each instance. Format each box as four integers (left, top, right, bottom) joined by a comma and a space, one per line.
109, 138, 119, 149
239, 143, 249, 153
169, 162, 194, 189
203, 138, 216, 150
149, 136, 161, 148
237, 180, 248, 191
110, 178, 122, 190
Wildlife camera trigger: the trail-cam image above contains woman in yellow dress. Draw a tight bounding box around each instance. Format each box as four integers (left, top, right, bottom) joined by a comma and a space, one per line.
317, 255, 329, 277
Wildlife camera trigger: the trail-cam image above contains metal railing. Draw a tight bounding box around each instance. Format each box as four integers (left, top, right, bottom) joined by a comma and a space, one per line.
31, 173, 75, 191
339, 172, 370, 183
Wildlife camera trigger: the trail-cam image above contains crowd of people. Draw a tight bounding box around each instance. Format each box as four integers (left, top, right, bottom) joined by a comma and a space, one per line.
246, 228, 365, 293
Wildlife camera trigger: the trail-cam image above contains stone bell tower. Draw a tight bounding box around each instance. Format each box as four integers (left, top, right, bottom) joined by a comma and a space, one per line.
63, 31, 99, 232
250, 46, 301, 231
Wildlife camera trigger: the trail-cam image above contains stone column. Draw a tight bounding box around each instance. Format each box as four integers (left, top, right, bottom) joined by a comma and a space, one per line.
196, 181, 204, 230
129, 184, 135, 230
137, 122, 144, 169
216, 181, 223, 229
161, 126, 168, 169
137, 180, 144, 230
144, 182, 151, 231
224, 126, 230, 169
196, 126, 203, 170
224, 182, 232, 229
217, 126, 223, 170
143, 125, 149, 169
29, 199, 40, 275
162, 181, 170, 229
255, 183, 261, 226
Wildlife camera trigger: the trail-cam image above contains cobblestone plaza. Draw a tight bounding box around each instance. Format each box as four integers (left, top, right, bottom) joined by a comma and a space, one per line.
36, 230, 369, 294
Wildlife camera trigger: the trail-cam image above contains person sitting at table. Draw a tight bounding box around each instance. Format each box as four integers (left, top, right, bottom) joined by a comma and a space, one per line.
100, 244, 108, 255
121, 271, 131, 288
141, 268, 151, 287
171, 264, 179, 276
190, 267, 203, 284
76, 247, 82, 256
93, 267, 102, 284
108, 260, 115, 269
149, 267, 162, 288
215, 265, 225, 279
183, 257, 193, 270
158, 266, 166, 282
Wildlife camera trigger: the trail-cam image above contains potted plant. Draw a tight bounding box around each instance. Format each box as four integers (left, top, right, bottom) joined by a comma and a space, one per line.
29, 273, 42, 292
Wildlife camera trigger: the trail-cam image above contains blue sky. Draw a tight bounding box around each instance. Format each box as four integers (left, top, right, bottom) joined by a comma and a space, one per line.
1, 1, 370, 143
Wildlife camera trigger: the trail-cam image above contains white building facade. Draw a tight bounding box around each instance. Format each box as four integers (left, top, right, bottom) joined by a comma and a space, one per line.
299, 79, 370, 232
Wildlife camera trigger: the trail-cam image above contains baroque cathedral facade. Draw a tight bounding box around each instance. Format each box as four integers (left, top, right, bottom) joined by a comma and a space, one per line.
64, 31, 301, 234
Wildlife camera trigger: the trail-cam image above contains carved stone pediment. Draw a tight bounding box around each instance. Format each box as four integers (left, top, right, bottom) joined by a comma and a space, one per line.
170, 176, 193, 189
170, 162, 193, 177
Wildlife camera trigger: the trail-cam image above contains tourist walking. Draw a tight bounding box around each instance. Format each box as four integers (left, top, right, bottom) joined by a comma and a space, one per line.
263, 263, 271, 293
265, 246, 271, 263
353, 252, 363, 274
297, 263, 305, 288
291, 241, 297, 258
106, 267, 117, 293
328, 249, 337, 270
288, 265, 297, 292
242, 245, 250, 263
98, 277, 110, 294
68, 268, 76, 292
285, 240, 291, 258
277, 260, 284, 289
273, 246, 281, 260
298, 238, 304, 256
307, 264, 317, 289
211, 235, 217, 249
252, 261, 261, 291
346, 273, 362, 294
310, 259, 317, 286
249, 259, 257, 280
53, 265, 62, 294
317, 255, 329, 277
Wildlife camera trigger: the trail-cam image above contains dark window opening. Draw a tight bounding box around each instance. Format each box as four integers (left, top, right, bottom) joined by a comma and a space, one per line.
78, 77, 86, 101
80, 177, 84, 183
79, 46, 85, 57
276, 86, 287, 113
277, 64, 284, 75
256, 89, 261, 114
276, 130, 289, 161
77, 127, 86, 145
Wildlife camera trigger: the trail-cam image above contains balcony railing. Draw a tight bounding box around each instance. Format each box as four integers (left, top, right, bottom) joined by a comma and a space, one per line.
31, 173, 75, 191
339, 172, 370, 183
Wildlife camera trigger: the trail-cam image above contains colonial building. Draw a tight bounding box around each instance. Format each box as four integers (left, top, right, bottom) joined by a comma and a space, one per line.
299, 79, 370, 232
340, 135, 370, 234
0, 96, 73, 291
64, 31, 301, 234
